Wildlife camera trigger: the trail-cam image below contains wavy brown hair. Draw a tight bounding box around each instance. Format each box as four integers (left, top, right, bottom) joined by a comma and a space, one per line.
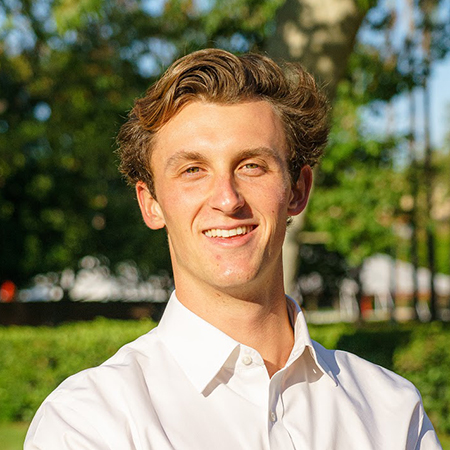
117, 48, 329, 197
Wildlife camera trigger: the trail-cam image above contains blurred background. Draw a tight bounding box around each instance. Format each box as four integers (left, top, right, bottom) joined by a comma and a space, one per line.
1, 0, 450, 448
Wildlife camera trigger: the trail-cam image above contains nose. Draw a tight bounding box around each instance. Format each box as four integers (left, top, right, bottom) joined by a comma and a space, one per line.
208, 174, 245, 214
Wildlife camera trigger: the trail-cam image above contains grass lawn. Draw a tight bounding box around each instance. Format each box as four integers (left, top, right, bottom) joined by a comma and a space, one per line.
0, 422, 28, 450
1, 422, 449, 449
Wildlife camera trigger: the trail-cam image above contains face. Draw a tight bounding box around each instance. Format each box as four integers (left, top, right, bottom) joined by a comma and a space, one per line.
136, 101, 312, 296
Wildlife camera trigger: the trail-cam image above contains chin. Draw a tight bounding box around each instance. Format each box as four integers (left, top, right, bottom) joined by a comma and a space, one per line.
208, 268, 260, 291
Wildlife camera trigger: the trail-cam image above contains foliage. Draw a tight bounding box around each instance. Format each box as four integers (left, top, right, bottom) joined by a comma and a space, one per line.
431, 150, 450, 274
0, 0, 168, 283
333, 322, 413, 370
305, 78, 406, 267
297, 244, 349, 307
1, 318, 449, 440
394, 321, 450, 434
2, 0, 449, 291
308, 322, 354, 349
303, 0, 450, 275
297, 8, 412, 270
0, 422, 29, 450
0, 318, 156, 422
0, 0, 282, 286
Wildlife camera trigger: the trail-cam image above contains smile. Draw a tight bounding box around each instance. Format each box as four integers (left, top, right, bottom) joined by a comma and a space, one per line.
203, 225, 254, 238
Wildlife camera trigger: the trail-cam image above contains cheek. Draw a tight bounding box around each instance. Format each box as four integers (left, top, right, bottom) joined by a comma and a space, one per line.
269, 185, 291, 214
159, 191, 201, 230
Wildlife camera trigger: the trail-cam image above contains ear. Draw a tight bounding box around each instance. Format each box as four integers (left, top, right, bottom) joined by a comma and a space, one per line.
136, 181, 166, 230
288, 165, 313, 216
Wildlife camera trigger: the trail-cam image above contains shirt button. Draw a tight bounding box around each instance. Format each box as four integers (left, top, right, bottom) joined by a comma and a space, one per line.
242, 355, 253, 365
270, 411, 277, 422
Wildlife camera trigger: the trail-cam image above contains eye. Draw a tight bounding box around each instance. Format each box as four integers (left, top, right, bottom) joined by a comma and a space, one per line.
240, 161, 267, 176
180, 165, 206, 179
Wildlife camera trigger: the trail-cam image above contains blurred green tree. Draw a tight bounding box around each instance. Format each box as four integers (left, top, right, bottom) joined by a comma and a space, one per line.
1, 0, 448, 296
0, 0, 283, 285
272, 0, 450, 299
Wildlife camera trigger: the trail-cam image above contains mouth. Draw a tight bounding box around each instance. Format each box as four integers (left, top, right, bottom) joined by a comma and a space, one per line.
203, 225, 255, 238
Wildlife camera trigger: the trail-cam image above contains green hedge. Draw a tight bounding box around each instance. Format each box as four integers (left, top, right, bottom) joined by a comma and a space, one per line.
1, 318, 449, 437
393, 322, 450, 435
0, 318, 156, 422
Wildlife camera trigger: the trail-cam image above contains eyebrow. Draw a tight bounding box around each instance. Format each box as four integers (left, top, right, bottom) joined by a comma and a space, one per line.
237, 147, 284, 165
165, 151, 207, 172
165, 147, 284, 172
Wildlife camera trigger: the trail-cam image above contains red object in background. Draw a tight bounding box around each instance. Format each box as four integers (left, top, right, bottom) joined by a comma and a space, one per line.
360, 296, 373, 317
0, 280, 16, 302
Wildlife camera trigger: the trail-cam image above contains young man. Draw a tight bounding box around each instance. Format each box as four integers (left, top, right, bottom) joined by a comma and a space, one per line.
25, 49, 441, 449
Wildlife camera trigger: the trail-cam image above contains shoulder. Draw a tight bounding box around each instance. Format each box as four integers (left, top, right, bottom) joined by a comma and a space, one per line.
311, 341, 442, 449
312, 340, 421, 405
32, 327, 164, 421
26, 327, 167, 449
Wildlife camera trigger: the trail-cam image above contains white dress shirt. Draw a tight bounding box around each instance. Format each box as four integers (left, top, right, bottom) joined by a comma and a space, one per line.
25, 291, 442, 449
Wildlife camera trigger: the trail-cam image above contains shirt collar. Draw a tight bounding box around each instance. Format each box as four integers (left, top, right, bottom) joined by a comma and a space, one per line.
286, 295, 338, 386
157, 291, 337, 393
157, 292, 239, 393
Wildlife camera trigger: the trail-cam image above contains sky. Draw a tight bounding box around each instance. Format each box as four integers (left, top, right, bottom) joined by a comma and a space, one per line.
360, 0, 450, 151
375, 53, 450, 153
418, 55, 450, 148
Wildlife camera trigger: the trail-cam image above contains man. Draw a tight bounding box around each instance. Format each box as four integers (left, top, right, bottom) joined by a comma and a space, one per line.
25, 49, 441, 449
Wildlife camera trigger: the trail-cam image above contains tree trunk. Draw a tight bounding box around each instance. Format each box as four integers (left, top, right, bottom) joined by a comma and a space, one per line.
267, 0, 370, 102
422, 2, 438, 320
406, 0, 420, 320
423, 73, 438, 320
267, 0, 372, 295
408, 92, 420, 320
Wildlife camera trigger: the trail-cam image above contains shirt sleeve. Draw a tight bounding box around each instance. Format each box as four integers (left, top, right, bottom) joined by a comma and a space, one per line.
24, 401, 111, 450
415, 411, 443, 450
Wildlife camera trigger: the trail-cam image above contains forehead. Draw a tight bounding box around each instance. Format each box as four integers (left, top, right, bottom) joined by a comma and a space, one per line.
151, 100, 288, 167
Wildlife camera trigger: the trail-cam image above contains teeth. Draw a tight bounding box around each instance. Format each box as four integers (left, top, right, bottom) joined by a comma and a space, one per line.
204, 226, 253, 238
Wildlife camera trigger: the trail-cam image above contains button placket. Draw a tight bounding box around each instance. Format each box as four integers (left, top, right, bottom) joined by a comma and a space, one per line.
268, 373, 279, 427
267, 371, 297, 450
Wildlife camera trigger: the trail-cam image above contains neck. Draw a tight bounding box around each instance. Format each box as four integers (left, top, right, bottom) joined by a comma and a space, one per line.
174, 268, 295, 378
